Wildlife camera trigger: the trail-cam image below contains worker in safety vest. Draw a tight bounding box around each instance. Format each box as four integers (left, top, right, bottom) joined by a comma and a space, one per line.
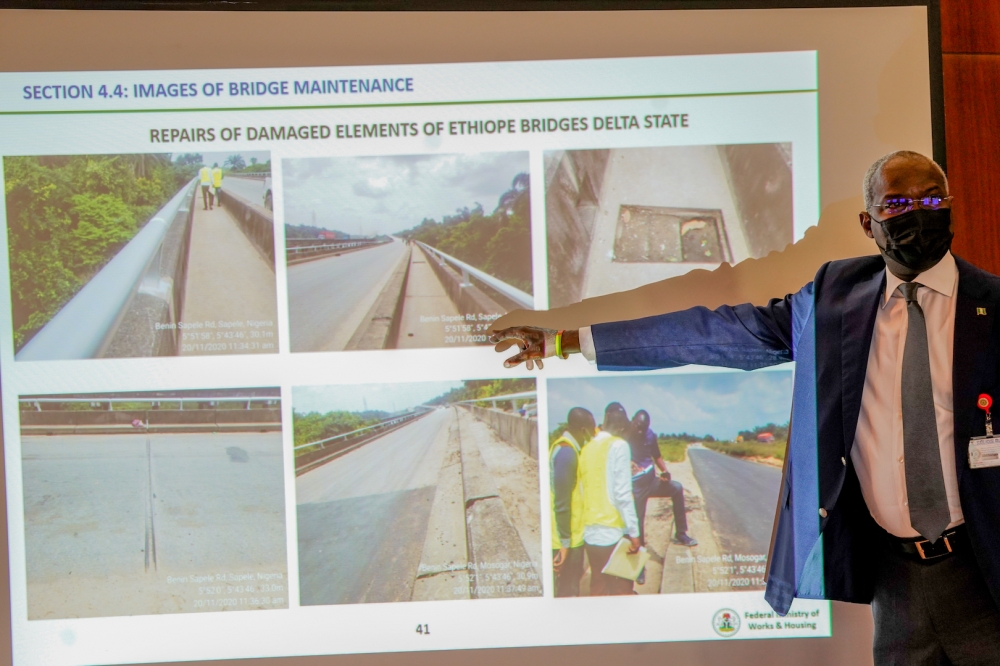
579, 402, 640, 595
211, 163, 224, 206
550, 407, 595, 597
198, 164, 212, 210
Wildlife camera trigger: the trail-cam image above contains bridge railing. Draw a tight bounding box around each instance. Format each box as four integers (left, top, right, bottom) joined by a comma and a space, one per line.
20, 395, 279, 410
294, 407, 432, 474
414, 241, 533, 310
225, 172, 270, 180
286, 237, 389, 263
16, 178, 198, 361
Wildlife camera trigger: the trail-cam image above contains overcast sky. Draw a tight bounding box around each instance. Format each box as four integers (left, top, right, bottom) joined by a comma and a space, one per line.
293, 380, 464, 414
282, 152, 528, 236
547, 370, 793, 440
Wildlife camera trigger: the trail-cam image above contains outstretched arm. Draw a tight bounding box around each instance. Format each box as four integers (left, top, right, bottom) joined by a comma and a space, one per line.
491, 285, 807, 372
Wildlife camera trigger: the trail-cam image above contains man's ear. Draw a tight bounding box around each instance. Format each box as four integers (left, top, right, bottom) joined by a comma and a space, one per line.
859, 211, 875, 239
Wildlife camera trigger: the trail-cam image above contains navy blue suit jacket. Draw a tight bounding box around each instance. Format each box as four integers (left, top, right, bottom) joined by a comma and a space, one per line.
591, 255, 1000, 615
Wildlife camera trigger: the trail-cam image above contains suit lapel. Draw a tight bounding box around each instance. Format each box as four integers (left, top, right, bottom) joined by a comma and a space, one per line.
841, 269, 885, 456
953, 258, 995, 483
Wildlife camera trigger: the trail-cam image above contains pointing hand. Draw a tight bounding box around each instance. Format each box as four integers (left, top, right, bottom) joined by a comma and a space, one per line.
488, 326, 556, 370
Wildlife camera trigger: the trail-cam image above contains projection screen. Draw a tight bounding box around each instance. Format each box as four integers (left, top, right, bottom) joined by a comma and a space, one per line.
0, 3, 942, 665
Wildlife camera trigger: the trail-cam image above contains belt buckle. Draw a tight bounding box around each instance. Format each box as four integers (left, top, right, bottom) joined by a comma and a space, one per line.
915, 535, 953, 560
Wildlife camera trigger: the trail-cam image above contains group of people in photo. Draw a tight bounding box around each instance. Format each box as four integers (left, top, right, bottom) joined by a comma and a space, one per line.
550, 403, 698, 597
198, 163, 224, 210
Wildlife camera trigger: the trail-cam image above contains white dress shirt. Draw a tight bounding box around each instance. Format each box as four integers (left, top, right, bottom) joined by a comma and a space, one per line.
578, 253, 963, 539
583, 432, 640, 546
852, 251, 963, 538
579, 326, 597, 361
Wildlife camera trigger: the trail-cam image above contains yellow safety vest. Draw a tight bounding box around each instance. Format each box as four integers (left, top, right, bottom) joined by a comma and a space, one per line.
579, 431, 626, 531
212, 167, 223, 187
199, 166, 211, 184
549, 433, 584, 549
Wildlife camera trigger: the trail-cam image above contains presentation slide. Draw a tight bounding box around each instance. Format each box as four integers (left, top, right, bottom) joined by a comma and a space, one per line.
0, 51, 824, 665
0, 4, 937, 662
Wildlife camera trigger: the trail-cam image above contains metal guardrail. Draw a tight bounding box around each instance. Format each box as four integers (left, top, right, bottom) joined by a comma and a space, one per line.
20, 396, 279, 411
456, 391, 537, 416
455, 391, 537, 404
293, 407, 431, 451
226, 172, 270, 180
414, 241, 533, 309
16, 179, 198, 361
287, 239, 387, 255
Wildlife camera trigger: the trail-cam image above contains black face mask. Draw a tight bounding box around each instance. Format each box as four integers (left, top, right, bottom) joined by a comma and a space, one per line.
876, 207, 953, 273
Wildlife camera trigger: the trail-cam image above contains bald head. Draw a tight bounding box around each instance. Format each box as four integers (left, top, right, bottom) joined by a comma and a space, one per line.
567, 407, 596, 440
863, 150, 948, 212
603, 402, 630, 437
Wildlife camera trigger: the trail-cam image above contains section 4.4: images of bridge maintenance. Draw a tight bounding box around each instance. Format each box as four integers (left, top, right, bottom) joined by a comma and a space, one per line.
282, 152, 533, 352
546, 370, 791, 597
4, 153, 280, 360
546, 144, 794, 308
294, 378, 542, 605
19, 388, 288, 619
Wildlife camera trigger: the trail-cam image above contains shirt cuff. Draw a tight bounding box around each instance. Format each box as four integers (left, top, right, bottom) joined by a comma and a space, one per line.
578, 326, 597, 363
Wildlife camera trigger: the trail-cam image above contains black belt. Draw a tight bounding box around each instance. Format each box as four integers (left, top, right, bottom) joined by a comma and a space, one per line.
887, 524, 968, 562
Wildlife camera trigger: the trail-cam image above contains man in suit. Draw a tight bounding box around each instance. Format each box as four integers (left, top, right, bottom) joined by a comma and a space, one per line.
491, 151, 1000, 664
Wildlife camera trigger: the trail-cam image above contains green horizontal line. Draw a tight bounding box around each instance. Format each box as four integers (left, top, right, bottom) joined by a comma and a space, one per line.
0, 87, 816, 116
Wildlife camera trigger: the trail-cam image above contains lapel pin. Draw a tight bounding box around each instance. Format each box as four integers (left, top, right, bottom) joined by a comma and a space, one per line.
977, 307, 987, 316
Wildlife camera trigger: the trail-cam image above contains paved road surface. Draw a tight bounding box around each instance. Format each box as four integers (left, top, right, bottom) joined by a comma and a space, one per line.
296, 408, 452, 605
221, 176, 268, 212
395, 247, 462, 349
181, 202, 278, 354
688, 446, 781, 557
22, 433, 287, 619
287, 238, 407, 352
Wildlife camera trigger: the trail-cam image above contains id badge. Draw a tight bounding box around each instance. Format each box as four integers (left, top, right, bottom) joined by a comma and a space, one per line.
969, 436, 1000, 468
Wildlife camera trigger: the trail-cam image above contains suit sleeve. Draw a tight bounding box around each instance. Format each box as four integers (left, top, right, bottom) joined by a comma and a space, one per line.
591, 286, 806, 372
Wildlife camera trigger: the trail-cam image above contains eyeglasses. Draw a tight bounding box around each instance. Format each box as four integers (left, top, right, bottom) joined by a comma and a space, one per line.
869, 196, 953, 215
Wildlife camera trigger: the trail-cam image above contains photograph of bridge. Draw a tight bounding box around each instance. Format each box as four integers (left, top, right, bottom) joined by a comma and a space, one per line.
19, 388, 288, 619
545, 144, 794, 308
4, 152, 279, 360
546, 370, 792, 596
282, 152, 533, 352
293, 378, 542, 605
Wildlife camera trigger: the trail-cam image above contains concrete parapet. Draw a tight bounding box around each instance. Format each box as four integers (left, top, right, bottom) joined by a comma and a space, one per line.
456, 408, 537, 599
219, 190, 275, 267
412, 417, 470, 601
19, 408, 281, 435
462, 405, 538, 460
345, 245, 412, 350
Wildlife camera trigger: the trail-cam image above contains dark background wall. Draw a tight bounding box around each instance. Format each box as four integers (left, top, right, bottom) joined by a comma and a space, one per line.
942, 0, 1000, 272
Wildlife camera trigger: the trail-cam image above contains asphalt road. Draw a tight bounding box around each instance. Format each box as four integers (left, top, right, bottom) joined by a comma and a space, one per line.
221, 176, 268, 211
287, 238, 408, 352
296, 408, 452, 605
688, 446, 781, 557
22, 432, 287, 618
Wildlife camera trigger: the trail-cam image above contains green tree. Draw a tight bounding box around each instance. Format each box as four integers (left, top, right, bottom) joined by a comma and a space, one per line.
400, 173, 532, 294
225, 154, 246, 171
4, 154, 193, 349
